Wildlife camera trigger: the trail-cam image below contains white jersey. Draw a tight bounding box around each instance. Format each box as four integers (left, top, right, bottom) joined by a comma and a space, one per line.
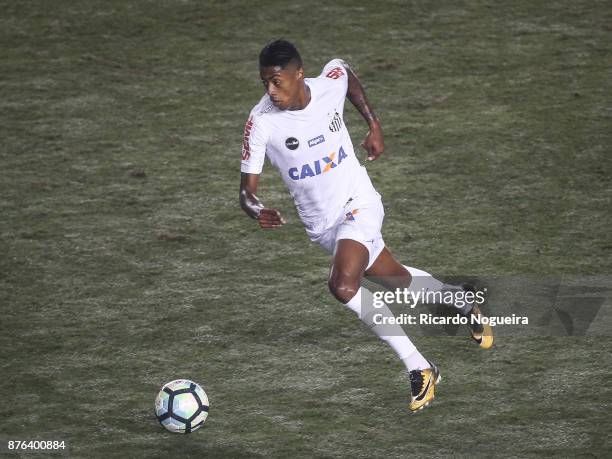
240, 59, 378, 236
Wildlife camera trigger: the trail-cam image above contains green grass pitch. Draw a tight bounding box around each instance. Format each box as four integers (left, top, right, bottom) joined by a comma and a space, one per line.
1, 0, 611, 457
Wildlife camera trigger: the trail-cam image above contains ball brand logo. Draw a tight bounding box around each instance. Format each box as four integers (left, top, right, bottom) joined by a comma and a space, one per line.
288, 146, 348, 180
325, 67, 345, 80
242, 116, 253, 160
285, 137, 299, 150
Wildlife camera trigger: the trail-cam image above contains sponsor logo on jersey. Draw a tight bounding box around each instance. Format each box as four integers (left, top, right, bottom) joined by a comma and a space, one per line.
242, 116, 253, 160
329, 111, 342, 132
285, 137, 299, 150
325, 67, 345, 79
308, 134, 325, 148
288, 146, 348, 180
259, 101, 275, 115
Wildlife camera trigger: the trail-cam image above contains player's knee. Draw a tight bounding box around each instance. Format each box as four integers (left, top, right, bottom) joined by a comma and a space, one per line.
328, 274, 360, 304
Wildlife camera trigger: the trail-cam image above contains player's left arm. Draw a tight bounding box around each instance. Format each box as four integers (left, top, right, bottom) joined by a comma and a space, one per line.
341, 60, 384, 161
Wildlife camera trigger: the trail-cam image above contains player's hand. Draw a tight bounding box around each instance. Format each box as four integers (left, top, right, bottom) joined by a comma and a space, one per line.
361, 122, 384, 161
257, 208, 286, 229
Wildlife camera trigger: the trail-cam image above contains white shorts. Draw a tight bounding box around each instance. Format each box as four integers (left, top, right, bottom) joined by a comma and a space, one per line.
308, 192, 386, 270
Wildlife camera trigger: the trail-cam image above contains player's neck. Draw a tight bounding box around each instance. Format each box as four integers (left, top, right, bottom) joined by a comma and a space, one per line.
288, 83, 311, 111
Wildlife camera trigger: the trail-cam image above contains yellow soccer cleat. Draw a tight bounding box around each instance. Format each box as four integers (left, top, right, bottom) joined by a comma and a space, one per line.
461, 284, 494, 349
468, 304, 494, 349
409, 362, 441, 412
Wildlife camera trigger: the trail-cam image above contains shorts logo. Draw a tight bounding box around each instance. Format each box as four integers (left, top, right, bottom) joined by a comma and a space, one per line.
345, 209, 359, 221
329, 111, 342, 132
308, 134, 325, 148
285, 137, 299, 150
242, 116, 253, 160
288, 146, 348, 180
325, 67, 345, 79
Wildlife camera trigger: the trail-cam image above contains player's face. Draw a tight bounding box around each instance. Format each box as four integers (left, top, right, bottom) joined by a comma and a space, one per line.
260, 63, 304, 110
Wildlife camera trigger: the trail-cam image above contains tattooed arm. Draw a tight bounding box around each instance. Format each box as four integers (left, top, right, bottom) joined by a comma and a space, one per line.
342, 60, 384, 161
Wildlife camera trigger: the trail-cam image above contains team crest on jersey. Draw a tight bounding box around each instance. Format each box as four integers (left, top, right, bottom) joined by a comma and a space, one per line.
285, 137, 299, 150
329, 111, 342, 132
288, 146, 348, 180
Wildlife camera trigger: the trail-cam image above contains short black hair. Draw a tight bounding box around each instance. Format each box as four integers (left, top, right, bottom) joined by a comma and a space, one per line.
259, 39, 302, 68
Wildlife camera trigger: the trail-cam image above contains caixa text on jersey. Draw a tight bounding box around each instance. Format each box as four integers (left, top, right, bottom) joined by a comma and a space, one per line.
288, 146, 349, 180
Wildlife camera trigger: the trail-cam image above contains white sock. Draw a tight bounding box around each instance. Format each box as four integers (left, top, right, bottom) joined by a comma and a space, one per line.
402, 265, 445, 292
403, 265, 470, 312
344, 287, 430, 371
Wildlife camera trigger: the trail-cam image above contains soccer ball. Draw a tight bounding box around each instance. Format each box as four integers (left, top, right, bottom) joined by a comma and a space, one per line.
155, 379, 209, 433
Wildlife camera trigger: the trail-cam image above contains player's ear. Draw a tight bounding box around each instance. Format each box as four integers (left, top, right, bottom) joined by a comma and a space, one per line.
296, 66, 304, 80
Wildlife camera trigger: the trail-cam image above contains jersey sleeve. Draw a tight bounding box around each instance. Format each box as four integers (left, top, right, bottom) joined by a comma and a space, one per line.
240, 112, 268, 174
320, 58, 349, 97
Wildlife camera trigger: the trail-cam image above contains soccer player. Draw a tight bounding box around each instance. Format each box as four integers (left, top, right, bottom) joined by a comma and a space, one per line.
239, 40, 493, 411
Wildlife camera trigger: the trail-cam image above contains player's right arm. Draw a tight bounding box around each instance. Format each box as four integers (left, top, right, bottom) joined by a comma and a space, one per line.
239, 113, 285, 229
239, 173, 285, 229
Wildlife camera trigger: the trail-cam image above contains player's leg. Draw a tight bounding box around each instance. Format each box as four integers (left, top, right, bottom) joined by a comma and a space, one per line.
323, 195, 441, 411
364, 247, 493, 349
328, 239, 432, 379
357, 247, 461, 410
327, 238, 368, 304
364, 248, 451, 301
